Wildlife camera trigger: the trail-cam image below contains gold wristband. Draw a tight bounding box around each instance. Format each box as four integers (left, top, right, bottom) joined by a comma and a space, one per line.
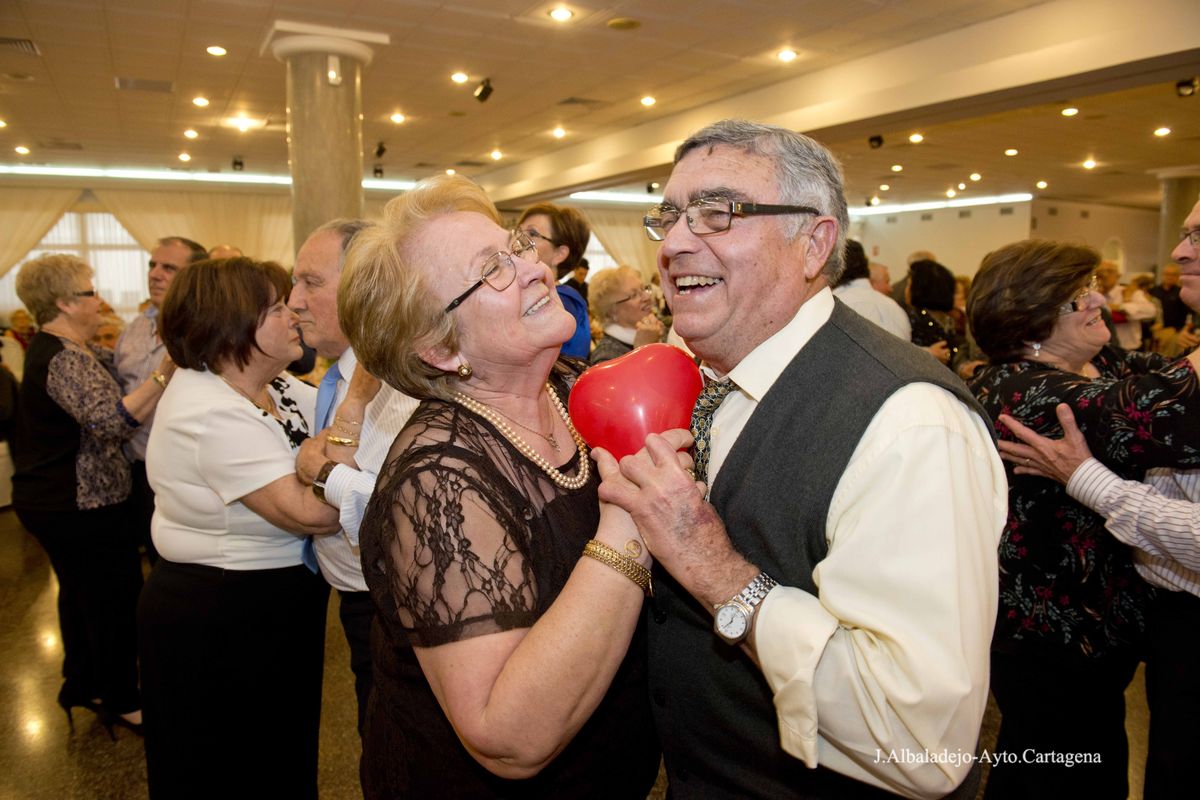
582, 539, 653, 596
334, 415, 363, 427
151, 371, 169, 388
325, 435, 359, 447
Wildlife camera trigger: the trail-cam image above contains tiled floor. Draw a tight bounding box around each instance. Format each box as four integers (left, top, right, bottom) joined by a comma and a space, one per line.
0, 508, 1150, 799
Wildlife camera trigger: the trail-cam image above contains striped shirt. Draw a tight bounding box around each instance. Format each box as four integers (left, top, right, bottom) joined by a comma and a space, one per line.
1068, 457, 1200, 596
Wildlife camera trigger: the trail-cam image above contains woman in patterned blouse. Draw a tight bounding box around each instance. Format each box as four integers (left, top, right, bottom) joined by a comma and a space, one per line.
967, 240, 1200, 799
12, 254, 174, 737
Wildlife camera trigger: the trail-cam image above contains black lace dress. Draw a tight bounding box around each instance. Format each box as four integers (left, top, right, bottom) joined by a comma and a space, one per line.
359, 362, 659, 799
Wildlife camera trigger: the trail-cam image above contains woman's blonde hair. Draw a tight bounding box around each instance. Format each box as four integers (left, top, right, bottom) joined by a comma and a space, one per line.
588, 265, 643, 324
16, 253, 92, 325
338, 174, 501, 401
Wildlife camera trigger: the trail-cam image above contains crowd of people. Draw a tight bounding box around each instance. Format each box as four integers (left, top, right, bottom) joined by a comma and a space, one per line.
4, 117, 1198, 800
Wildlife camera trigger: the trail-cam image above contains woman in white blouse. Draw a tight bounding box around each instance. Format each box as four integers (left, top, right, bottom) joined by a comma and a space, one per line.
138, 258, 339, 800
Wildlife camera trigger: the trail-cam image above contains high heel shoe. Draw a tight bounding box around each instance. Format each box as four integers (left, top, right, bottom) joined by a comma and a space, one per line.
100, 708, 145, 740
56, 687, 104, 734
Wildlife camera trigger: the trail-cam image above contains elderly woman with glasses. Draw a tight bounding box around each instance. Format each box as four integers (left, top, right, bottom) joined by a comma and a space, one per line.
12, 254, 173, 738
587, 265, 664, 363
966, 239, 1200, 800
338, 175, 663, 799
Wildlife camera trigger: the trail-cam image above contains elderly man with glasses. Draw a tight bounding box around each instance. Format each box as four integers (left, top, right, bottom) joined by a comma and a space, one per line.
596, 119, 1006, 800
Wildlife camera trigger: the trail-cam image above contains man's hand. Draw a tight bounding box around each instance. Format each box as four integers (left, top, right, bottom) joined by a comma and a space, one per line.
296, 435, 327, 485
997, 403, 1093, 485
594, 428, 757, 608
1177, 324, 1199, 352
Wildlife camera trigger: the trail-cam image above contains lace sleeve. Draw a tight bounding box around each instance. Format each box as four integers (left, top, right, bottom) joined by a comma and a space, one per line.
364, 409, 541, 647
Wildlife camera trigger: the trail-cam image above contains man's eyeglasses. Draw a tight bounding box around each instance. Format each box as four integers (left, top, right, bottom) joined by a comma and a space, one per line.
1179, 228, 1200, 248
1057, 275, 1100, 315
444, 231, 538, 313
644, 196, 822, 241
72, 290, 97, 298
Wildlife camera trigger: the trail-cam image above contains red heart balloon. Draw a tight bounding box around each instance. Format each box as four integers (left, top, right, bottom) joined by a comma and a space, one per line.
569, 343, 703, 460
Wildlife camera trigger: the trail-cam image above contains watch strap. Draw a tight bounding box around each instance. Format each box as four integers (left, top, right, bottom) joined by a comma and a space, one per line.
312, 460, 338, 505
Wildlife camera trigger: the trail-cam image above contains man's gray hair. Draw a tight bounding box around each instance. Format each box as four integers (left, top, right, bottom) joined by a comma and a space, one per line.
674, 119, 849, 282
313, 218, 376, 269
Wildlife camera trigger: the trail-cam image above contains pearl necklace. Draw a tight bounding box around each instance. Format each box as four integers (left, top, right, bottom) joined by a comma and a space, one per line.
453, 382, 590, 491
486, 391, 560, 451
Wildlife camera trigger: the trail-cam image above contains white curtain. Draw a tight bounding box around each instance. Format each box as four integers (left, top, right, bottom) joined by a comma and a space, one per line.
0, 187, 83, 277
94, 189, 295, 265
580, 207, 662, 281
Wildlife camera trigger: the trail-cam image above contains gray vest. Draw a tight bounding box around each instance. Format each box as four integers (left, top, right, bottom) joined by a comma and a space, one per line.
647, 300, 987, 799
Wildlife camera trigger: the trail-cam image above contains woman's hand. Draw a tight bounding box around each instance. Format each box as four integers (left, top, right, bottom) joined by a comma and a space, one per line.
155, 353, 177, 383
926, 341, 950, 364
633, 314, 665, 348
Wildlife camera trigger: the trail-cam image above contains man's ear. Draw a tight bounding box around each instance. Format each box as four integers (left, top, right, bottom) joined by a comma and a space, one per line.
803, 218, 840, 280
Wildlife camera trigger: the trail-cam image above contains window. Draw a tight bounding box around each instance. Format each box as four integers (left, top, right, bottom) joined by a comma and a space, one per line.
0, 212, 150, 323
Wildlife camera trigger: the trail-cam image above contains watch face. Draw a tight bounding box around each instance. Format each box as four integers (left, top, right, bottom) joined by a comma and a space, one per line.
716, 603, 748, 641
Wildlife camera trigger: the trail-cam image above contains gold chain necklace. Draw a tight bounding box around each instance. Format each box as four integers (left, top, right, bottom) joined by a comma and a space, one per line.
484, 391, 560, 451
217, 373, 277, 417
453, 382, 589, 490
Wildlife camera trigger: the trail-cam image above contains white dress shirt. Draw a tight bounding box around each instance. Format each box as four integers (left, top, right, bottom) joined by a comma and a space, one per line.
314, 348, 420, 592
832, 277, 913, 341
705, 288, 1007, 799
1068, 458, 1200, 596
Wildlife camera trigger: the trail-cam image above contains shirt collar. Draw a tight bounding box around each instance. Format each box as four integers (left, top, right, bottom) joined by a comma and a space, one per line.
700, 288, 835, 402
335, 347, 358, 381
603, 323, 638, 346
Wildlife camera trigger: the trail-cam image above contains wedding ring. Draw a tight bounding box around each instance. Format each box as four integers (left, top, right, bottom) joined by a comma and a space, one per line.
685, 468, 696, 480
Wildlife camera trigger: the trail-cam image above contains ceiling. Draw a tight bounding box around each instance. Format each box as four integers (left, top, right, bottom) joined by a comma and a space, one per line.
0, 0, 1196, 211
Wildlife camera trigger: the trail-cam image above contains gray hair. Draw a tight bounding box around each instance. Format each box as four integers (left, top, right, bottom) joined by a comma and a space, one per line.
313, 218, 376, 270
675, 119, 849, 282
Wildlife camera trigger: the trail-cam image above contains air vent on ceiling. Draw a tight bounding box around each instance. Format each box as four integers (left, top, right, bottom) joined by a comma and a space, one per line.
115, 77, 175, 93
413, 162, 437, 168
958, 210, 972, 218
1000, 207, 1015, 216
456, 160, 485, 168
920, 213, 933, 221
0, 38, 40, 56
558, 96, 605, 108
36, 139, 83, 150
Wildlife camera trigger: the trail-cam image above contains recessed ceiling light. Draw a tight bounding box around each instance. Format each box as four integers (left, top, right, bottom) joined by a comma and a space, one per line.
1036, 180, 1049, 189
776, 48, 797, 63
869, 196, 881, 206
1154, 126, 1171, 137
184, 129, 198, 139
890, 164, 903, 172
946, 189, 957, 198
1083, 158, 1096, 169
445, 168, 456, 175
0, 119, 7, 128
206, 45, 226, 57
1004, 148, 1018, 156
552, 126, 566, 139
969, 172, 982, 181
640, 96, 656, 107
650, 181, 660, 190
390, 112, 406, 124
879, 184, 890, 191
15, 145, 29, 155
192, 96, 209, 107
490, 149, 503, 161
908, 133, 924, 144
178, 152, 191, 162
548, 6, 574, 22
451, 72, 468, 84
1060, 107, 1078, 117
957, 182, 966, 190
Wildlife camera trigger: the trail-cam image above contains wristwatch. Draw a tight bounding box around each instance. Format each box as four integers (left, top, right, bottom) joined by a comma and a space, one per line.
713, 572, 778, 644
312, 460, 338, 505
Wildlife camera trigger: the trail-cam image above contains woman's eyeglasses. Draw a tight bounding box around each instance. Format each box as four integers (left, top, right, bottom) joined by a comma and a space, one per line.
1057, 275, 1100, 315
444, 231, 538, 313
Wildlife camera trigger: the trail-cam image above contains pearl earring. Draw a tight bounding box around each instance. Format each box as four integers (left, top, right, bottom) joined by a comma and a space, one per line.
456, 362, 473, 379
1029, 342, 1041, 359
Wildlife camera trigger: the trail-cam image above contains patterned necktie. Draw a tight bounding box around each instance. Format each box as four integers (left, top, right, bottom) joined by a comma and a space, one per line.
304, 361, 342, 575
314, 361, 342, 431
690, 378, 737, 485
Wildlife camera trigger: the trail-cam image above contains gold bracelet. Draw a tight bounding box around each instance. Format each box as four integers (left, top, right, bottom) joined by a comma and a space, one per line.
151, 371, 169, 388
582, 539, 653, 596
326, 435, 359, 447
334, 415, 363, 427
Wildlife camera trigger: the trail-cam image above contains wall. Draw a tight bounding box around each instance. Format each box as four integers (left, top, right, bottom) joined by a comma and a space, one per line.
1030, 199, 1160, 274
853, 202, 1032, 278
